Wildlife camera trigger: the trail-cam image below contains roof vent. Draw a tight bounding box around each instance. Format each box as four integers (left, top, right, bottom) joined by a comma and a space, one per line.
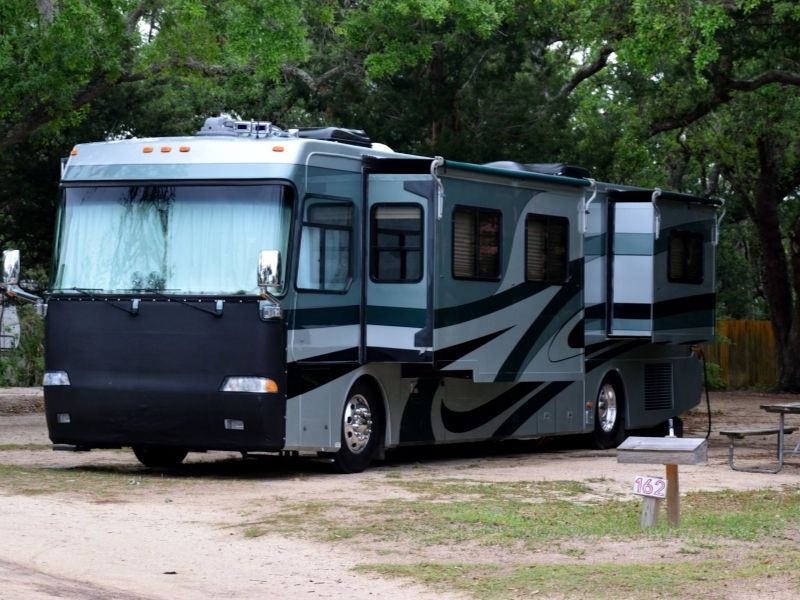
484, 161, 591, 179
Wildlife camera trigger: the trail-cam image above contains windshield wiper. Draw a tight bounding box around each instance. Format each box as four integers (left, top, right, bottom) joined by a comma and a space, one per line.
131, 288, 224, 317
58, 288, 139, 316
55, 287, 224, 317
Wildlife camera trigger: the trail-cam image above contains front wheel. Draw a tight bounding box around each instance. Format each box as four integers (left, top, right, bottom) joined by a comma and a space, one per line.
592, 378, 624, 449
132, 446, 188, 468
333, 381, 382, 474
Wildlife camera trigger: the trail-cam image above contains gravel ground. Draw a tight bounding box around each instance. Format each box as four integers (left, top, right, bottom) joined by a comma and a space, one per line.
1, 387, 799, 600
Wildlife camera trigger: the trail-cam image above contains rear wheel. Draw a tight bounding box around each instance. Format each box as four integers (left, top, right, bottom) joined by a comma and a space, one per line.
592, 378, 624, 449
334, 381, 382, 474
132, 446, 188, 468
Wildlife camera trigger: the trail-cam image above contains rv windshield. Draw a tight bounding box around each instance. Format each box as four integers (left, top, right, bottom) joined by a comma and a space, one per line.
52, 184, 292, 295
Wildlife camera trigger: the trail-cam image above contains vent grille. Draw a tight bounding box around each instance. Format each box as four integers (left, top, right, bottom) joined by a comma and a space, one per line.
644, 363, 673, 411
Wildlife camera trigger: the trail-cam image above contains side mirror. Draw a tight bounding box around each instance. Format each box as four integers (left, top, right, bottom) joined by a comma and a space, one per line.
0, 249, 42, 308
257, 250, 282, 292
2, 250, 20, 286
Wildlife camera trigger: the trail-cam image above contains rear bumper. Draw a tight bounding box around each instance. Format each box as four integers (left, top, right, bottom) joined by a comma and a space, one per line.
45, 387, 286, 452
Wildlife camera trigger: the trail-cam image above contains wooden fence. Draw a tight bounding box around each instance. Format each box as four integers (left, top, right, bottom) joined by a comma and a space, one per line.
702, 320, 778, 389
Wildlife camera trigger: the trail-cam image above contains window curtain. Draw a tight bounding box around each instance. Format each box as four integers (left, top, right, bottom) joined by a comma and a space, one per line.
56, 185, 290, 294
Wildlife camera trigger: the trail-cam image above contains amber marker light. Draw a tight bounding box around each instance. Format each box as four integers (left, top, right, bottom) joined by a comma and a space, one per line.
143, 146, 154, 153
272, 145, 285, 152
179, 146, 191, 153
70, 148, 78, 156
160, 146, 172, 153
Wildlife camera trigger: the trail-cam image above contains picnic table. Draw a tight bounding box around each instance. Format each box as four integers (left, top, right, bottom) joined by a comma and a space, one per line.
720, 401, 800, 474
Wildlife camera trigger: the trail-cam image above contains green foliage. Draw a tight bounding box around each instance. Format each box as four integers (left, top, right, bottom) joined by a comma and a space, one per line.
1, 0, 800, 391
0, 304, 44, 387
0, 0, 311, 149
702, 361, 726, 391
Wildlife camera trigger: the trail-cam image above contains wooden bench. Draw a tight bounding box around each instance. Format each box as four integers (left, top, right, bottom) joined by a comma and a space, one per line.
719, 427, 798, 474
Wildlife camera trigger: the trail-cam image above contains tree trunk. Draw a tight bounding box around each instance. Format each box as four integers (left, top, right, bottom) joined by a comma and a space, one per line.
751, 138, 800, 390
429, 41, 446, 147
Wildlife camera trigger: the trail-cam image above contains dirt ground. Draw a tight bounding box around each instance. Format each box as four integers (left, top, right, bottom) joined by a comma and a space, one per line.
0, 387, 798, 600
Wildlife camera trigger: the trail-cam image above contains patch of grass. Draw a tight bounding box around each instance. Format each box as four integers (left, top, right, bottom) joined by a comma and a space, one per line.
384, 478, 594, 502
358, 550, 800, 600
0, 463, 183, 499
232, 501, 329, 538
681, 488, 800, 541
235, 480, 800, 552
0, 443, 52, 451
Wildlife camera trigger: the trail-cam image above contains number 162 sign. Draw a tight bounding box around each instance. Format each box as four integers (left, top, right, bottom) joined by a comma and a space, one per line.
633, 475, 667, 498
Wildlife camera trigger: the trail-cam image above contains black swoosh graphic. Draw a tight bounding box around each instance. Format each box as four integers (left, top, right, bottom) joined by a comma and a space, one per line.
441, 382, 541, 433
492, 381, 573, 437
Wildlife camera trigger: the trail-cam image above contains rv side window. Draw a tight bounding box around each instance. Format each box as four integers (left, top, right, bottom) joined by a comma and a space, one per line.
452, 206, 501, 280
525, 214, 568, 283
370, 204, 423, 283
668, 230, 703, 284
297, 200, 353, 292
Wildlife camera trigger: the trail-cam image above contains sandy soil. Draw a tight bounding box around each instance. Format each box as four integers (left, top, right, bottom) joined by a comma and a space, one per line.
0, 388, 798, 599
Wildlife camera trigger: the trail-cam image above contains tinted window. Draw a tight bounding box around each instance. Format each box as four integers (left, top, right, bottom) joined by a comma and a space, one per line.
525, 214, 568, 283
297, 201, 353, 292
668, 230, 703, 284
370, 204, 423, 282
453, 206, 501, 280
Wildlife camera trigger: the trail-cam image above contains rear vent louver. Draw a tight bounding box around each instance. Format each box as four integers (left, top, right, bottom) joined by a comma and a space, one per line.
644, 363, 673, 411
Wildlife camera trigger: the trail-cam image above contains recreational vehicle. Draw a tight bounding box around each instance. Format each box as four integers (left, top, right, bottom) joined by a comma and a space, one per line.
0, 116, 723, 472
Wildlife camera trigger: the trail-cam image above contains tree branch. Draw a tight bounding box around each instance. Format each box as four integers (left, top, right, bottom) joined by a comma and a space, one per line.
556, 43, 615, 99
36, 0, 55, 26
280, 65, 348, 92
0, 57, 241, 153
651, 70, 800, 135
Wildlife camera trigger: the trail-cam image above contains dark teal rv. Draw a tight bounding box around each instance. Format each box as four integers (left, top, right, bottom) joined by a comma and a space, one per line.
0, 116, 723, 472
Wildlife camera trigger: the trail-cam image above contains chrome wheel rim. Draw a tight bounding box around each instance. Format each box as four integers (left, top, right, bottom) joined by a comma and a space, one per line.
343, 394, 373, 454
597, 383, 618, 433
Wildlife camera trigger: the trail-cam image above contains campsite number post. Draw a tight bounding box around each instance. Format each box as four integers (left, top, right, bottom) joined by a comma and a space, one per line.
618, 436, 708, 528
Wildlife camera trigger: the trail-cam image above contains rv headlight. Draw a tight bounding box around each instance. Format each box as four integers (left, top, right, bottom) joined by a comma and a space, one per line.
220, 376, 279, 393
43, 371, 71, 386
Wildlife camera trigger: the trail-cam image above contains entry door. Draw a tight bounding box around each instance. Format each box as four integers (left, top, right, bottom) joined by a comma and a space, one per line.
363, 171, 434, 363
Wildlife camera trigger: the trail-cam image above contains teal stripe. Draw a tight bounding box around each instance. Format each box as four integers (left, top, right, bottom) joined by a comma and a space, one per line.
585, 318, 605, 331
612, 318, 651, 331
584, 234, 606, 256
288, 305, 359, 328
614, 233, 653, 255
367, 305, 427, 327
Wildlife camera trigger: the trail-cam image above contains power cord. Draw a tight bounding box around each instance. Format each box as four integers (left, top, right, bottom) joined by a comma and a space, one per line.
693, 346, 713, 440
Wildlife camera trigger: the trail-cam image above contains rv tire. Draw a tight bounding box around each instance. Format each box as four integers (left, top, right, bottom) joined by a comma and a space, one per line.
592, 377, 624, 449
333, 381, 382, 474
132, 446, 188, 468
